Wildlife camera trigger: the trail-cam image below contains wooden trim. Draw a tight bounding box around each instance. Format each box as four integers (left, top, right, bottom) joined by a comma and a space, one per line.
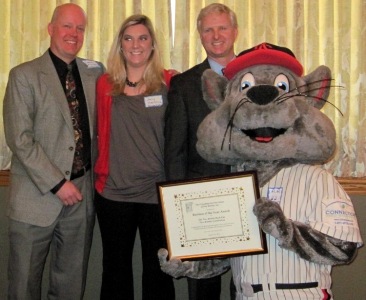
335, 177, 366, 195
0, 170, 10, 186
0, 170, 365, 195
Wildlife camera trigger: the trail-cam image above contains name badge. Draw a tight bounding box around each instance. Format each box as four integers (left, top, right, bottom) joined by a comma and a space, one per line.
144, 95, 163, 107
82, 59, 100, 68
267, 187, 283, 204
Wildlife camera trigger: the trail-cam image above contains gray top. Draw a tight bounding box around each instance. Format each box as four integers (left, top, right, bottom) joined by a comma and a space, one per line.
102, 87, 168, 204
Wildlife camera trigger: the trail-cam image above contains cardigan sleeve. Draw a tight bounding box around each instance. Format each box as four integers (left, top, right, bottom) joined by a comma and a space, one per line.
163, 69, 173, 89
94, 74, 113, 193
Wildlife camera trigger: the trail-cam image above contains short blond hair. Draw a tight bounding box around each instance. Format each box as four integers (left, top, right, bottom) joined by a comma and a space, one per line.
196, 3, 237, 33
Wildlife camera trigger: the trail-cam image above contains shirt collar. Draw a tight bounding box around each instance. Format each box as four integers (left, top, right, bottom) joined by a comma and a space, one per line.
208, 56, 236, 75
208, 58, 225, 75
49, 49, 76, 75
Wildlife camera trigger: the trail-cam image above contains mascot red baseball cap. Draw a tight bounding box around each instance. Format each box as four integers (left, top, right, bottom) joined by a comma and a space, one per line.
223, 42, 304, 80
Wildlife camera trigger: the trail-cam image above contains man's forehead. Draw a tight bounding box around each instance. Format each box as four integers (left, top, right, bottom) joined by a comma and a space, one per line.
201, 12, 231, 26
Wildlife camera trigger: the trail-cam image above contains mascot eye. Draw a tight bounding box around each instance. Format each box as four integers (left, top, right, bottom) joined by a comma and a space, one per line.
240, 73, 255, 91
274, 74, 290, 92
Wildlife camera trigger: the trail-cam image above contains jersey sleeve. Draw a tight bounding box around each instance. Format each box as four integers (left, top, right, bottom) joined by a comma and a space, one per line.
309, 170, 363, 246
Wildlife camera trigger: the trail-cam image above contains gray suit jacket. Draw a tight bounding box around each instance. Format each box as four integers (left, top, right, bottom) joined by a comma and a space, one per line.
3, 51, 104, 226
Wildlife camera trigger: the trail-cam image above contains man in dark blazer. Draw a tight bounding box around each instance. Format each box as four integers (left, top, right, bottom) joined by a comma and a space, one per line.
3, 3, 104, 299
164, 3, 238, 300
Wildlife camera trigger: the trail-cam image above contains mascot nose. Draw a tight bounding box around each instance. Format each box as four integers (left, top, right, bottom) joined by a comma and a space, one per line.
247, 85, 279, 105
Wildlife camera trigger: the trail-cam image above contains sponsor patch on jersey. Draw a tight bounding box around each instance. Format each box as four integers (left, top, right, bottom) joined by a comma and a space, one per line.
323, 198, 358, 227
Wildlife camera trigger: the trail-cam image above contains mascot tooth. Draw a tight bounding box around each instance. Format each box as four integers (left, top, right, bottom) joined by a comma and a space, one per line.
159, 43, 363, 299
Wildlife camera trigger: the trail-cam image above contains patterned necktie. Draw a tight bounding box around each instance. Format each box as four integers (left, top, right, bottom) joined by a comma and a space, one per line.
65, 64, 84, 173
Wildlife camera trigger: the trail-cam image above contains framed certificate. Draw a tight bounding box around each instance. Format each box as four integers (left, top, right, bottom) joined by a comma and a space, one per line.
156, 171, 267, 260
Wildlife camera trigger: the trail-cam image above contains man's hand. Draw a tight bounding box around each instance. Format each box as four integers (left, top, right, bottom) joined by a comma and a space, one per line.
56, 181, 83, 206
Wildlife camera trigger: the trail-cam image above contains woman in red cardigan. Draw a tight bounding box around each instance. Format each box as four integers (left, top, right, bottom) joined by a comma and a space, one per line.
94, 14, 174, 300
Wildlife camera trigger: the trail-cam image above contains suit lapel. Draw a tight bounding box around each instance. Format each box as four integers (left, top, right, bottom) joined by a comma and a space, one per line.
76, 58, 96, 139
195, 59, 210, 76
39, 52, 74, 132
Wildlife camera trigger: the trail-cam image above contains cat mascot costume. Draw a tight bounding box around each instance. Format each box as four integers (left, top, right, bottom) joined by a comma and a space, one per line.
159, 43, 363, 299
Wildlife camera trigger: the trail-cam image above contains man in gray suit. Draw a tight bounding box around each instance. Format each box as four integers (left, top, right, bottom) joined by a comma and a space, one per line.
3, 3, 104, 299
164, 3, 238, 300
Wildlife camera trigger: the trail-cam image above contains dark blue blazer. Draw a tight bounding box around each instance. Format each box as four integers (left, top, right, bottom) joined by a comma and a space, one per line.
164, 59, 231, 181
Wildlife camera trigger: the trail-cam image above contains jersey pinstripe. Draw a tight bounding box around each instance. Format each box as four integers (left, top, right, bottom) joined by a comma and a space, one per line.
231, 164, 363, 299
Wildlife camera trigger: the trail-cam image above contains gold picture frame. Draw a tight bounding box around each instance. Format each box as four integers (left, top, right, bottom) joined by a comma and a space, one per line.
157, 171, 267, 260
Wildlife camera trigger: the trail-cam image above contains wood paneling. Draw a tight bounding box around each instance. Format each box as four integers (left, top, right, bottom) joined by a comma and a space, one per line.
0, 170, 9, 186
1, 170, 365, 195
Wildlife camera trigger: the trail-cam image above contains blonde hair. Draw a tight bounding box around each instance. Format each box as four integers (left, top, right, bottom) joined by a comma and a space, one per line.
196, 3, 237, 33
106, 14, 165, 95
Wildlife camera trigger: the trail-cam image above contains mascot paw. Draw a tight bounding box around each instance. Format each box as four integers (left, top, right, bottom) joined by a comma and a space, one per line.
158, 248, 193, 279
253, 197, 292, 240
158, 248, 231, 279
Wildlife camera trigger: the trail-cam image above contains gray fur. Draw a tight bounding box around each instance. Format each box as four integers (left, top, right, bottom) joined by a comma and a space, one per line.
158, 249, 230, 279
197, 66, 336, 169
253, 197, 357, 265
159, 58, 358, 281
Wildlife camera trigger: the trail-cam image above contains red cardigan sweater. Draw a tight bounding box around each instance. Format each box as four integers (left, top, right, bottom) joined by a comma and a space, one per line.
94, 70, 172, 193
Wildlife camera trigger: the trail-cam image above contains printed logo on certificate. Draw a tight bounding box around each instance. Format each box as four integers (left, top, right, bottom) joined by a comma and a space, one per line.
157, 171, 267, 260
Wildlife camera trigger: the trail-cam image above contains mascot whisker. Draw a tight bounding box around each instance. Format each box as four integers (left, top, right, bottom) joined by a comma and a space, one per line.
159, 42, 363, 299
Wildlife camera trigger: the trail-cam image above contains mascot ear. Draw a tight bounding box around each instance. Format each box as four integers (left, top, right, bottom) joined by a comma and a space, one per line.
302, 65, 332, 110
201, 69, 228, 111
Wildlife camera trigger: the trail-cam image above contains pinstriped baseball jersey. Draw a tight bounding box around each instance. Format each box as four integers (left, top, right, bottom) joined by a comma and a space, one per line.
231, 164, 363, 299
